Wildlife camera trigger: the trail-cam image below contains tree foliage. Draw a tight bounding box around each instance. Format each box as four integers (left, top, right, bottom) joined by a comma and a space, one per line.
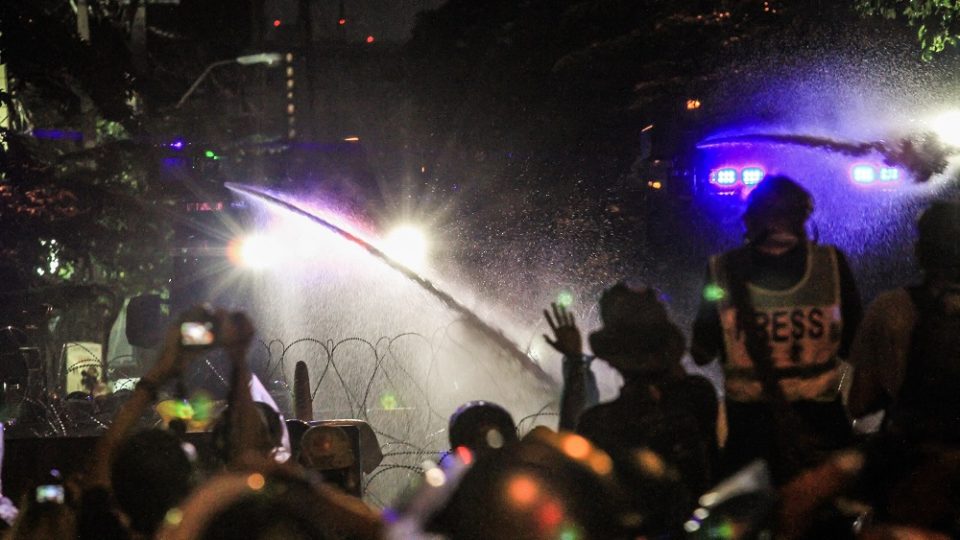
856, 0, 960, 59
0, 1, 256, 303
0, 2, 175, 301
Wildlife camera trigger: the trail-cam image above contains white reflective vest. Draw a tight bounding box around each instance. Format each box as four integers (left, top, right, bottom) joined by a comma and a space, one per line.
712, 243, 843, 402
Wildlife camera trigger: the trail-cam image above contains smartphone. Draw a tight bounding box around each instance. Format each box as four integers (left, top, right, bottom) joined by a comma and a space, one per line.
36, 484, 64, 504
180, 321, 215, 347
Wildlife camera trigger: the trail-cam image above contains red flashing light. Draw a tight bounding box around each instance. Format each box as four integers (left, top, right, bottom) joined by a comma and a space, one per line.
454, 446, 474, 465
273, 19, 282, 27
365, 35, 375, 43
338, 18, 347, 25
185, 202, 225, 213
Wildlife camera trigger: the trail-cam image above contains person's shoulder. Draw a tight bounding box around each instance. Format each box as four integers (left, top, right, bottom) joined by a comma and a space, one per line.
673, 373, 714, 390
867, 288, 914, 314
814, 243, 846, 259
576, 402, 616, 436
711, 246, 750, 273
714, 245, 750, 260
667, 375, 718, 403
860, 288, 916, 332
579, 401, 616, 423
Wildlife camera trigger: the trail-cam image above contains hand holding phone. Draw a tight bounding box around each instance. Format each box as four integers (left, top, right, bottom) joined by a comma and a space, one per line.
180, 321, 216, 347
36, 469, 64, 504
35, 484, 64, 504
179, 305, 218, 348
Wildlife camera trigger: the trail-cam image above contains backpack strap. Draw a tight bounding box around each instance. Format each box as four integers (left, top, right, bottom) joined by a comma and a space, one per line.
888, 285, 960, 443
906, 285, 933, 314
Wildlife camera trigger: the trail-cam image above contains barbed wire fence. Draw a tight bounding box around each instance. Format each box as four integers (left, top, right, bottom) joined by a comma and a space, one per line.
8, 326, 561, 506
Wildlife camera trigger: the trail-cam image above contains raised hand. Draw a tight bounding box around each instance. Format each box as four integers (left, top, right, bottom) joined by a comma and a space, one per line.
543, 302, 583, 357
147, 321, 201, 384
216, 310, 255, 359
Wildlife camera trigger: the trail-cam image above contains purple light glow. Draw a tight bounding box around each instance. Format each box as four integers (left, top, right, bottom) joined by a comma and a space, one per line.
169, 140, 185, 150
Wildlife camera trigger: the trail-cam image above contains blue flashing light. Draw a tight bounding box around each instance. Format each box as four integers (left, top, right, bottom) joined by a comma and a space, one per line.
169, 140, 185, 150
851, 164, 876, 184
711, 168, 738, 186
32, 129, 83, 142
741, 167, 764, 186
162, 157, 189, 168
879, 167, 899, 182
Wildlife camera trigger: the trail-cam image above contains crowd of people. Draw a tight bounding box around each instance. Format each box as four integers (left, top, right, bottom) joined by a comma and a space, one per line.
1, 175, 959, 539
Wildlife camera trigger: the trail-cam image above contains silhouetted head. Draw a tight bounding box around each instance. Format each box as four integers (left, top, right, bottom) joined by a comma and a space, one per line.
7, 502, 75, 540
159, 470, 343, 540
916, 201, 960, 283
437, 430, 627, 539
743, 176, 813, 250
199, 474, 336, 540
588, 283, 684, 378
111, 428, 193, 535
448, 401, 518, 459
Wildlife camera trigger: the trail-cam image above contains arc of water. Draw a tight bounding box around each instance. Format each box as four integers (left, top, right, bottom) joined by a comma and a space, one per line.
225, 183, 558, 390
697, 133, 884, 156
698, 133, 957, 183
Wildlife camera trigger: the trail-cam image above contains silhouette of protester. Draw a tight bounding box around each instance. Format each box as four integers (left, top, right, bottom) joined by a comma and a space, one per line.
545, 283, 719, 497
845, 201, 960, 536
849, 200, 960, 443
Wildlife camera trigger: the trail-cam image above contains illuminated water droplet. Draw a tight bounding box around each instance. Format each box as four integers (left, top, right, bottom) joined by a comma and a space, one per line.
164, 508, 184, 526
380, 392, 398, 410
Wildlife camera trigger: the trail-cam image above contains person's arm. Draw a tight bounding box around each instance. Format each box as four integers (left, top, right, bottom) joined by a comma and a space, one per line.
846, 299, 892, 418
544, 303, 596, 431
218, 311, 263, 467
691, 265, 724, 366
87, 323, 192, 489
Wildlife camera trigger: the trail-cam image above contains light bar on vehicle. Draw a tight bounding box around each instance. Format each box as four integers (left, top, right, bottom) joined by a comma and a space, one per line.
708, 166, 765, 188
850, 164, 900, 185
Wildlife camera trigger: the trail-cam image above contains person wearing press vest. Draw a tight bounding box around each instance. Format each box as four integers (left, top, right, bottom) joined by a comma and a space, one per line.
691, 176, 862, 482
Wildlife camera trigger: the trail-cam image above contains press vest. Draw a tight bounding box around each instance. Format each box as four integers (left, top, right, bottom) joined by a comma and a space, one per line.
711, 243, 843, 402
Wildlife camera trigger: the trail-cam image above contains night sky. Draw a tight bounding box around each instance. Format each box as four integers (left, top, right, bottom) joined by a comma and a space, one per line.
265, 0, 447, 42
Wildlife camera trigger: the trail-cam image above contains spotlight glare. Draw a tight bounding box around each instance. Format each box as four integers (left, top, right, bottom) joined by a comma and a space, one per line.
381, 225, 429, 271
932, 110, 960, 147
229, 235, 277, 269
